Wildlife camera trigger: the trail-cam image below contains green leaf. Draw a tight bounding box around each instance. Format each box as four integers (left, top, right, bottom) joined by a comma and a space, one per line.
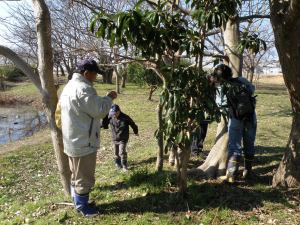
175, 131, 183, 144
133, 10, 142, 26
135, 0, 145, 9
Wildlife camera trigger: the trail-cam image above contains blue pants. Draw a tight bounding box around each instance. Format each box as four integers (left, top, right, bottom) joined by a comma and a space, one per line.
228, 113, 257, 157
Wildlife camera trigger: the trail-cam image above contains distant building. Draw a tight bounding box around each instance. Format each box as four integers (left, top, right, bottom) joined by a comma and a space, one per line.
259, 60, 282, 76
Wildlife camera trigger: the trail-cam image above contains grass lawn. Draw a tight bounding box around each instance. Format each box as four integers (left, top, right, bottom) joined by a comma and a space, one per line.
0, 80, 299, 225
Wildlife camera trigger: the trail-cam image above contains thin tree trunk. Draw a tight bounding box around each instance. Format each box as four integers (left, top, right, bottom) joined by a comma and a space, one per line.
155, 101, 164, 172
113, 48, 121, 94
148, 86, 157, 101
249, 66, 255, 83
175, 145, 190, 194
121, 72, 127, 88
115, 69, 121, 94
59, 64, 65, 77
32, 0, 71, 196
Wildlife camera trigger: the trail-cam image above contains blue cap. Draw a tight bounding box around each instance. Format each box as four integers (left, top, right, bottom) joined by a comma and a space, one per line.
76, 59, 103, 74
109, 104, 121, 117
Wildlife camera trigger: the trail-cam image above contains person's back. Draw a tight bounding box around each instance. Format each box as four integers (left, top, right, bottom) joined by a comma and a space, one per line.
211, 64, 257, 183
226, 76, 256, 121
110, 112, 138, 143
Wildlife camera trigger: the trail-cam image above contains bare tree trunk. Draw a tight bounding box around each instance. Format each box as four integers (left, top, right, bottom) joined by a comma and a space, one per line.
223, 16, 242, 77
32, 0, 71, 196
113, 48, 121, 94
148, 86, 157, 101
155, 101, 164, 171
270, 2, 300, 187
59, 64, 65, 77
197, 117, 228, 178
121, 72, 127, 88
249, 66, 255, 83
174, 146, 190, 194
114, 69, 121, 94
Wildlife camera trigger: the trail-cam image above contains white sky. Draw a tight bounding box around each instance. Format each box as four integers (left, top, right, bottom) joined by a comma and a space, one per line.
0, 0, 31, 46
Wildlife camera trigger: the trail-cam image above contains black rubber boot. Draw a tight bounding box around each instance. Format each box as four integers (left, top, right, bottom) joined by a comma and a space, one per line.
242, 155, 254, 179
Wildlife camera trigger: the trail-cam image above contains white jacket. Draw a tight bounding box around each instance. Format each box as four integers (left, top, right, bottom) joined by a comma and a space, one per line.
59, 73, 112, 157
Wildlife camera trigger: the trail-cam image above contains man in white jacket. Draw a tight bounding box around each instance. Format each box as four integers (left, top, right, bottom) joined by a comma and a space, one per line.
59, 59, 117, 216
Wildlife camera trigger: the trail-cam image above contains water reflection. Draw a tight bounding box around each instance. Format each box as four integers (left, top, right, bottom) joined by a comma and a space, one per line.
0, 106, 47, 145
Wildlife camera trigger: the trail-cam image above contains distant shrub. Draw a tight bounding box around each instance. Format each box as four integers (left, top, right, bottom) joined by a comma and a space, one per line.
126, 63, 162, 87
0, 65, 26, 82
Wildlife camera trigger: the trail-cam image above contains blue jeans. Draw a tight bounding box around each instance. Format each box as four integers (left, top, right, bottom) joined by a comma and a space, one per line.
228, 113, 257, 157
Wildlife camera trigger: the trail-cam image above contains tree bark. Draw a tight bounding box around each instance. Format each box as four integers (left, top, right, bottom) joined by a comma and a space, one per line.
223, 16, 242, 77
114, 69, 121, 94
148, 86, 157, 101
272, 113, 300, 187
175, 146, 190, 194
197, 117, 228, 178
249, 66, 255, 83
121, 72, 127, 88
155, 101, 164, 171
32, 0, 71, 196
270, 1, 300, 187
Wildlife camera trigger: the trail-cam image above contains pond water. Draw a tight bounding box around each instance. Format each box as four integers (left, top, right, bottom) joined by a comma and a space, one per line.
0, 106, 47, 145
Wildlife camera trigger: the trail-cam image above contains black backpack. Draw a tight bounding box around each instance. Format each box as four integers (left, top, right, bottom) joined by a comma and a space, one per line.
226, 78, 256, 120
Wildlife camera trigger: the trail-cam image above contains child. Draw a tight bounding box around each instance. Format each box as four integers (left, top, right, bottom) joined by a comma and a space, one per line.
103, 104, 138, 171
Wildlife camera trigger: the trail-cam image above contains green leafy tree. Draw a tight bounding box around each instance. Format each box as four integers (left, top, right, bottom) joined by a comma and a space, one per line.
89, 0, 245, 193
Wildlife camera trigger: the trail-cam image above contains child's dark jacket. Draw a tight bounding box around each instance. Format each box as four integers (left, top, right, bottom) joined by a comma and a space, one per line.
102, 112, 138, 143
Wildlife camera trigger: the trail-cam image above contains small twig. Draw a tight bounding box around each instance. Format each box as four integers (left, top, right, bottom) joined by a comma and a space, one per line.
55, 202, 74, 206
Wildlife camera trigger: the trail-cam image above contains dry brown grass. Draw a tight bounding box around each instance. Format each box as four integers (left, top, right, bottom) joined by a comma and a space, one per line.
257, 75, 284, 85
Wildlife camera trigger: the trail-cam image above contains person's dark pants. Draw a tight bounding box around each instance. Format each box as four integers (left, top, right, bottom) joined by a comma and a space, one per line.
114, 141, 127, 167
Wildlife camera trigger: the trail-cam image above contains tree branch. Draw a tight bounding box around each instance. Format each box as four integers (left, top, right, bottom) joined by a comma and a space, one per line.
0, 45, 42, 92
239, 14, 270, 22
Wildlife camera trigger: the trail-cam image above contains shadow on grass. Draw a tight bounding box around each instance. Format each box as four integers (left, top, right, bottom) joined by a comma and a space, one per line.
129, 156, 157, 167
98, 182, 291, 214
95, 145, 289, 214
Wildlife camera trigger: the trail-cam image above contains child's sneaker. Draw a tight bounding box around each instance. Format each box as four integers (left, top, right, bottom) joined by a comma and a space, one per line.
115, 159, 122, 169
121, 160, 128, 172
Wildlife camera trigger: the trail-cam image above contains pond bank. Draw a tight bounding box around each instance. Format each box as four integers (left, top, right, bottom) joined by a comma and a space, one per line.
0, 93, 43, 110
